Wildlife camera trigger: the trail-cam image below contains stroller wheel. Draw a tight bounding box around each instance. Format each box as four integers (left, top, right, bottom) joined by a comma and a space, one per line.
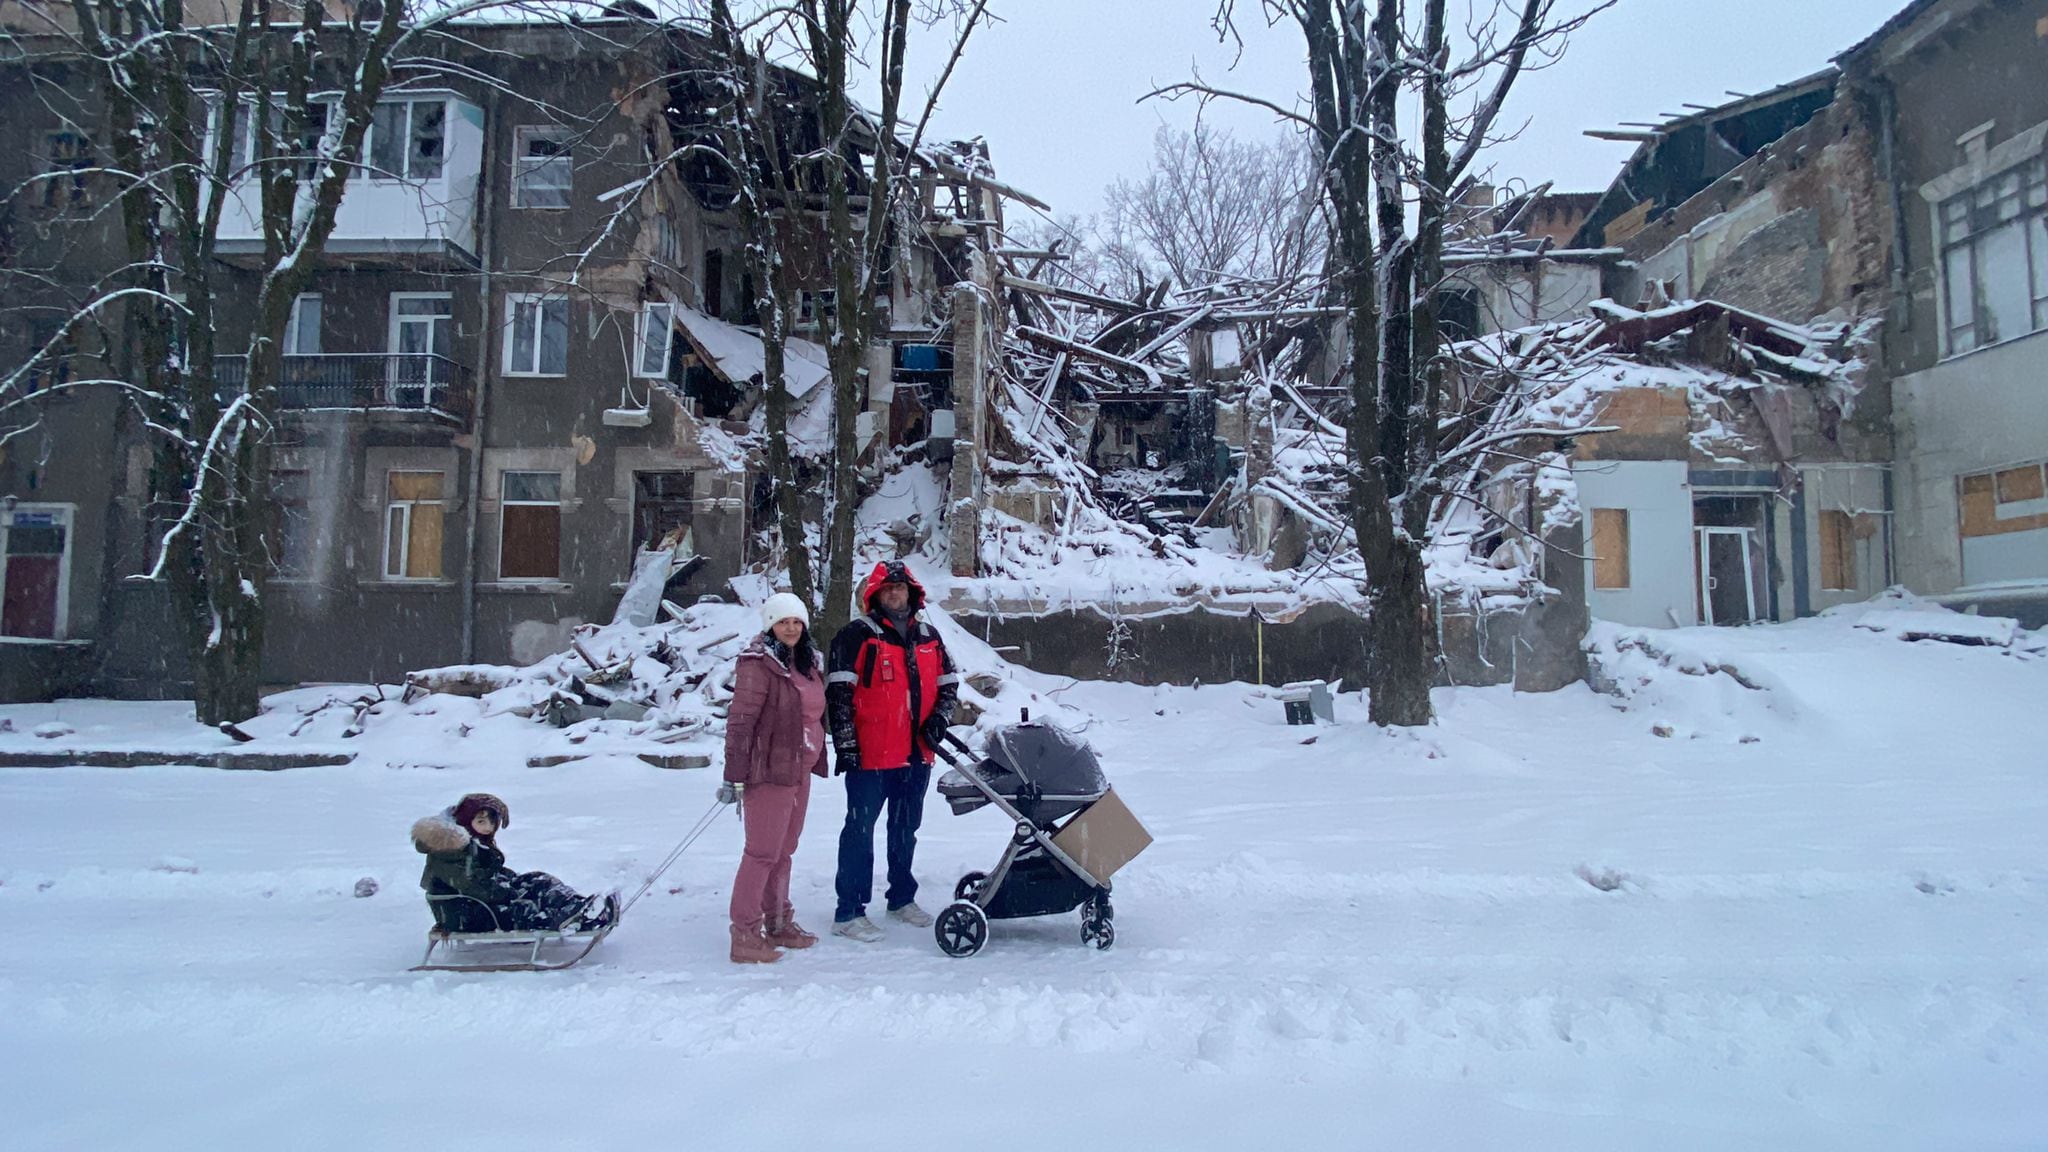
953, 872, 989, 901
1081, 914, 1115, 951
934, 901, 989, 958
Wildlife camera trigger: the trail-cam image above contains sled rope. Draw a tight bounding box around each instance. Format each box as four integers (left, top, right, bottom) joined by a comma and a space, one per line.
621, 795, 727, 914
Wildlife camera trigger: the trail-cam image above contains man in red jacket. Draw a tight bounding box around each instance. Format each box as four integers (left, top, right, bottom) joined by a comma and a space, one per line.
826, 560, 958, 941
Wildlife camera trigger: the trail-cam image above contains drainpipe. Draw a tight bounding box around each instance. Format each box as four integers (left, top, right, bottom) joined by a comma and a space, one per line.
460, 88, 499, 664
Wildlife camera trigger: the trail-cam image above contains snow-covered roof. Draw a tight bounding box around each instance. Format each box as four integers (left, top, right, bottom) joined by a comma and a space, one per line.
672, 304, 830, 400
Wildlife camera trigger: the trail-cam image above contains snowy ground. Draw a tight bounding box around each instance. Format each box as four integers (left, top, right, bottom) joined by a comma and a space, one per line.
3, 609, 2045, 1150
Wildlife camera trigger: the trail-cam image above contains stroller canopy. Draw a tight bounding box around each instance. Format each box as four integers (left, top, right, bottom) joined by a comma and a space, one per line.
986, 722, 1109, 798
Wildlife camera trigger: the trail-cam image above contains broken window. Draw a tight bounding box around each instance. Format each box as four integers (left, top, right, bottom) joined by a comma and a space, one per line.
1592, 507, 1630, 589
1938, 156, 2048, 355
1818, 509, 1856, 591
25, 320, 74, 392
294, 101, 333, 182
632, 472, 693, 553
504, 294, 568, 376
368, 99, 445, 181
702, 249, 725, 319
273, 469, 312, 577
40, 132, 93, 210
383, 470, 446, 580
498, 471, 562, 581
513, 126, 572, 209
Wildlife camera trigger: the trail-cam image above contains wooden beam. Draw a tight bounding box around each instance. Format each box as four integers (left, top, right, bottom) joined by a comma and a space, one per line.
1017, 326, 1162, 389
1001, 274, 1145, 315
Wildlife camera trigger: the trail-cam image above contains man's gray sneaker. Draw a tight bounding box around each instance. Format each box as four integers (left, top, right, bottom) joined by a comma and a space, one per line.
886, 902, 933, 928
831, 915, 884, 942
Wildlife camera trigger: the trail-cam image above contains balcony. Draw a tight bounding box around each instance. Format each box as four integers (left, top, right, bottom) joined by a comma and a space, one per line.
216, 354, 473, 425
211, 93, 485, 269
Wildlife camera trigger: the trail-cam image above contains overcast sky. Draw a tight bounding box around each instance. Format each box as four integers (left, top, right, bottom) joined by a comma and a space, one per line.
899, 0, 1911, 227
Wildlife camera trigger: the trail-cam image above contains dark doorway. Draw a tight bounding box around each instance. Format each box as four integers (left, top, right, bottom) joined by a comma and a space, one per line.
633, 472, 695, 552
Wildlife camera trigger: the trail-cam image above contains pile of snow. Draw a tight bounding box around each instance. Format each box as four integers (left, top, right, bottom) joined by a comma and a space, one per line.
1583, 620, 1796, 741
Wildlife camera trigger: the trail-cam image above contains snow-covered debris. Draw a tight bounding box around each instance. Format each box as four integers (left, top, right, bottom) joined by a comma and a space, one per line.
1582, 621, 1796, 739
1855, 608, 2021, 648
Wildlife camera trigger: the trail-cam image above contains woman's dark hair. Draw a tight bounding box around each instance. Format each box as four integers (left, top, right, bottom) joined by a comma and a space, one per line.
766, 626, 818, 677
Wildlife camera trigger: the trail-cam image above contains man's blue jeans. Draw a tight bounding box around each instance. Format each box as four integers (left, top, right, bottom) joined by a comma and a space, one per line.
834, 763, 931, 922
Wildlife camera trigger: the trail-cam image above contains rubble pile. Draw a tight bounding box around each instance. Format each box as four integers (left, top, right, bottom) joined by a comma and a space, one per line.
236, 595, 1065, 767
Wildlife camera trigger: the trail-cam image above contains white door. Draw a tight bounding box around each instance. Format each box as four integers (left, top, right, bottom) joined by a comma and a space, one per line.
1695, 527, 1761, 625
388, 294, 453, 408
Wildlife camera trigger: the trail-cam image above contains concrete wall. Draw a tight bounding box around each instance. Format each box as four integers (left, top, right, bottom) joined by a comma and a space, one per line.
1573, 459, 1698, 628
1892, 328, 2048, 596
955, 593, 1585, 697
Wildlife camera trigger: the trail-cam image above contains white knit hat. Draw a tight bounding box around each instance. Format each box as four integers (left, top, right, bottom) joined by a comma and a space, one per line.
760, 592, 810, 632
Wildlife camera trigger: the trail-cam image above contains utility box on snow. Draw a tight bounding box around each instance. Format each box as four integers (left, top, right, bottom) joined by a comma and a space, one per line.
1280, 679, 1334, 725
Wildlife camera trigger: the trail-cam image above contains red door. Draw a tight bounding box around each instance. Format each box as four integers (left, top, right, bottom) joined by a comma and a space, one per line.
2, 521, 66, 639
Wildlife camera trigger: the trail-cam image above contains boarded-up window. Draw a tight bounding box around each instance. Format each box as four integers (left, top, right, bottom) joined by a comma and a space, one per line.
499, 471, 562, 580
1995, 464, 2046, 505
1960, 465, 2048, 538
384, 471, 445, 579
1592, 508, 1629, 589
1818, 509, 1856, 591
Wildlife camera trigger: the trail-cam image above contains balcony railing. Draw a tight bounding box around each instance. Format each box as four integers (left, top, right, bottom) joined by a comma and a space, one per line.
215, 354, 473, 424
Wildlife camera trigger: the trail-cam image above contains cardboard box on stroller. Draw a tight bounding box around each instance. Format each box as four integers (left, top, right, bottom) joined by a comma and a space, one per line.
1051, 787, 1152, 885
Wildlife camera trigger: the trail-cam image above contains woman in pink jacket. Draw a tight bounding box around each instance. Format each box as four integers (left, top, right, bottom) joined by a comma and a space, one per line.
721, 592, 829, 964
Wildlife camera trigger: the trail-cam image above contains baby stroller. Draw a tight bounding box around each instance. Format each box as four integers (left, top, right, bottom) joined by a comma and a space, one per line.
930, 719, 1148, 958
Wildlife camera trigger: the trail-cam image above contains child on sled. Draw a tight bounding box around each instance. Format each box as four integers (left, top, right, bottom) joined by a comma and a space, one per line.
411, 793, 619, 933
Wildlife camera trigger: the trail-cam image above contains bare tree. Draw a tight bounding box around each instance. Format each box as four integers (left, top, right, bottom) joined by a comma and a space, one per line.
792, 0, 988, 638
1103, 122, 1327, 293
1187, 0, 1608, 725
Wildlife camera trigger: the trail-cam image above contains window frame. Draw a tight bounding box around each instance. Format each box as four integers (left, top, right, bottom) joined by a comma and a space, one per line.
272, 468, 313, 579
381, 469, 448, 581
502, 293, 570, 378
1937, 155, 2048, 358
40, 131, 94, 211
634, 302, 675, 378
497, 470, 564, 582
511, 125, 573, 210
366, 98, 447, 183
283, 294, 322, 356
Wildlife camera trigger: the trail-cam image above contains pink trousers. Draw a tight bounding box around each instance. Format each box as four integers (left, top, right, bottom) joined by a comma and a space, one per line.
728, 773, 812, 933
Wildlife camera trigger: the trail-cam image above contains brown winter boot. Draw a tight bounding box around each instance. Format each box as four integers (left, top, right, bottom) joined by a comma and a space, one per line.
765, 915, 817, 950
730, 924, 783, 964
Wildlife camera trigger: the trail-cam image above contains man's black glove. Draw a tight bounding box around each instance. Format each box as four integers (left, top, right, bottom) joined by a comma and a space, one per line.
833, 745, 860, 775
921, 716, 953, 756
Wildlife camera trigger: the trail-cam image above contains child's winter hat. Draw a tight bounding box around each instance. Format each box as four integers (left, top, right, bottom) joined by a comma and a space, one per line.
760, 592, 810, 632
452, 793, 510, 830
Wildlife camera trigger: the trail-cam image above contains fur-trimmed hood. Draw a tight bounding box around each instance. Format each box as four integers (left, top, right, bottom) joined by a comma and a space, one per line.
411, 811, 472, 855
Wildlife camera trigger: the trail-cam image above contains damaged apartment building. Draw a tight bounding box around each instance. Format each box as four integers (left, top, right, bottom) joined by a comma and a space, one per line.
1569, 0, 2048, 626
0, 11, 1013, 696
